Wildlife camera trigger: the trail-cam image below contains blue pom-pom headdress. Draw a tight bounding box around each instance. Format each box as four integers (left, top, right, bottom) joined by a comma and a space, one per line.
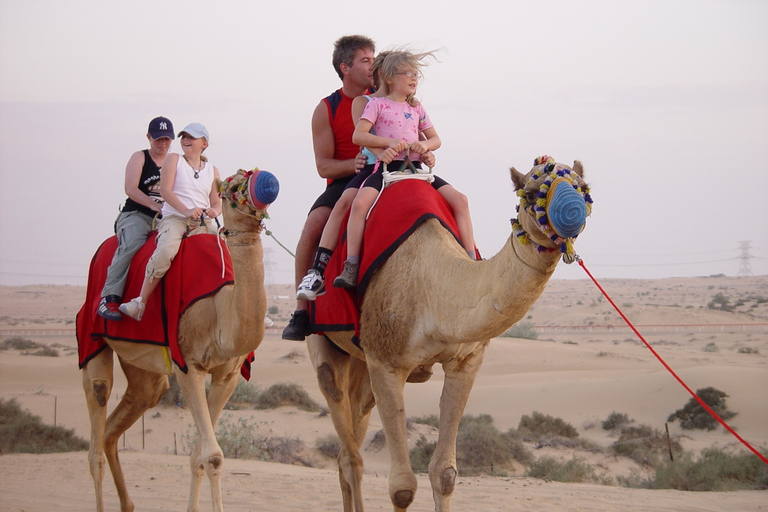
512, 156, 592, 264
220, 167, 279, 211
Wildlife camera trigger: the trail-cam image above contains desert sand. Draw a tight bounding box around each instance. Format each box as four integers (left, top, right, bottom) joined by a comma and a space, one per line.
1, 276, 767, 511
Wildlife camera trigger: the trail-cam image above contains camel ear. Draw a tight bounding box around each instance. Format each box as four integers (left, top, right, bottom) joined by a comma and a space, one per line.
573, 160, 585, 178
510, 166, 526, 190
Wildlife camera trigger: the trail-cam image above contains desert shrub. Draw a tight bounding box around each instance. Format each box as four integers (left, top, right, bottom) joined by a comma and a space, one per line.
267, 305, 279, 315
409, 436, 436, 472
650, 447, 768, 491
185, 414, 313, 466
737, 346, 759, 354
667, 387, 736, 430
501, 322, 538, 340
0, 398, 88, 453
602, 412, 631, 431
158, 374, 187, 407
611, 424, 682, 467
707, 293, 734, 312
225, 379, 260, 409
517, 411, 578, 441
315, 434, 341, 458
23, 345, 59, 357
409, 414, 439, 428
526, 455, 598, 483
408, 414, 532, 475
262, 436, 314, 466
702, 342, 719, 353
1, 337, 41, 350
255, 382, 321, 412
213, 415, 266, 460
456, 415, 514, 475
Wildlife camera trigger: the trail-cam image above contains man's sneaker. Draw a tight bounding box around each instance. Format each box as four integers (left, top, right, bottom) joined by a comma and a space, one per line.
296, 269, 326, 301
118, 297, 146, 321
282, 310, 311, 341
333, 260, 359, 289
96, 295, 123, 321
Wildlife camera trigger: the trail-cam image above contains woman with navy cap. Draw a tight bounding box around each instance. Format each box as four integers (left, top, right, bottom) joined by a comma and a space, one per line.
97, 116, 175, 321
119, 122, 221, 321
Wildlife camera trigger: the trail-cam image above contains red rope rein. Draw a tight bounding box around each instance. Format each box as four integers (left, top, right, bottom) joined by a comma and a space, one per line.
577, 257, 768, 466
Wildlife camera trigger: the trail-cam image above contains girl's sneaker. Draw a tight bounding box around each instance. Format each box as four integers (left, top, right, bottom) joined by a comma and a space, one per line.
119, 297, 146, 321
296, 270, 325, 301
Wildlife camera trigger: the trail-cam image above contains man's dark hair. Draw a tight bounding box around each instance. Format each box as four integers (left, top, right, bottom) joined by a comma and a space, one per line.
332, 35, 375, 80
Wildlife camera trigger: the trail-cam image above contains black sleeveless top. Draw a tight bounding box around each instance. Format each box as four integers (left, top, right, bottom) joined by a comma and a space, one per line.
121, 149, 162, 217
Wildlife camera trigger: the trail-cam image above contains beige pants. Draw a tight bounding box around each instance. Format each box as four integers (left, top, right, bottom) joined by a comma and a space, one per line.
145, 215, 211, 280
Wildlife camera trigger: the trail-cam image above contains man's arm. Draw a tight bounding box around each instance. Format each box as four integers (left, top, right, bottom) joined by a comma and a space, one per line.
311, 101, 358, 180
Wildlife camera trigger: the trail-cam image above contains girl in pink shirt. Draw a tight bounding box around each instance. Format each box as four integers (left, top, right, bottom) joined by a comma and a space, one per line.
334, 50, 476, 289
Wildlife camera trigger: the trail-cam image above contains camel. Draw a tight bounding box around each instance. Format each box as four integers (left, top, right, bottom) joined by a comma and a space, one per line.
307, 158, 592, 512
80, 169, 278, 512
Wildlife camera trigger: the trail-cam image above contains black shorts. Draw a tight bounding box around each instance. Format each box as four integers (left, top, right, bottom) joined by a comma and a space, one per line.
309, 176, 354, 213
345, 163, 377, 190
360, 160, 450, 191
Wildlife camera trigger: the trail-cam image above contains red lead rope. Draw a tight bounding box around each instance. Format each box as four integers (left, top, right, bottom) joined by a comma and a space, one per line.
577, 257, 768, 466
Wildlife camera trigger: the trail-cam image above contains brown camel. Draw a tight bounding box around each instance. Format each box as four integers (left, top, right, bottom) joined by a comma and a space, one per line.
308, 159, 591, 512
81, 169, 276, 512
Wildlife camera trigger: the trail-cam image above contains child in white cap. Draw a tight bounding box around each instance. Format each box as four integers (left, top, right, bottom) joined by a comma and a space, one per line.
119, 122, 221, 321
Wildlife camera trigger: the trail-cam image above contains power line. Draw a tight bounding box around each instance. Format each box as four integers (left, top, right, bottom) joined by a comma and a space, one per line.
738, 241, 754, 277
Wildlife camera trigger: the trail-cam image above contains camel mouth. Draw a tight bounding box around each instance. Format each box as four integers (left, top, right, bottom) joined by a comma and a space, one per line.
512, 157, 593, 264
546, 178, 587, 238
220, 168, 280, 212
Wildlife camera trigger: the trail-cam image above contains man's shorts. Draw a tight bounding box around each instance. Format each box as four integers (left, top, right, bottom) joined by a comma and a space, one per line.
309, 176, 354, 213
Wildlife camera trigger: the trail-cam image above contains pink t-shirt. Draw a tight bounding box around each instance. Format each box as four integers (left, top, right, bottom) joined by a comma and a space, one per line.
360, 97, 433, 161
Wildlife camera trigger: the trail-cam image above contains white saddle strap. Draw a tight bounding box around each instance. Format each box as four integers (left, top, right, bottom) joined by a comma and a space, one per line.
366, 163, 435, 220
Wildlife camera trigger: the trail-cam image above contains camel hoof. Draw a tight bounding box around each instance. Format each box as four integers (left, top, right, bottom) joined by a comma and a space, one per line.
393, 489, 415, 509
406, 364, 434, 383
317, 362, 343, 402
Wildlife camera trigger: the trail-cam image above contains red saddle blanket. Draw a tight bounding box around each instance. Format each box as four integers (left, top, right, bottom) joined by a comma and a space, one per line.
310, 179, 476, 340
76, 232, 253, 378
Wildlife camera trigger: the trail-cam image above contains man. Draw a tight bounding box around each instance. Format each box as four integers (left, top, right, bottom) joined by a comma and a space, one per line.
282, 35, 376, 340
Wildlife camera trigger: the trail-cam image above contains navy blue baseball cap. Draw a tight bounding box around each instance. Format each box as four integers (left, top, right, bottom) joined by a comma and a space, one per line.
148, 116, 175, 140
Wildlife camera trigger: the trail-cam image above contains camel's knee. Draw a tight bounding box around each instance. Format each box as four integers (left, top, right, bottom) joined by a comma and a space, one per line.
439, 467, 457, 496
208, 454, 223, 471
392, 489, 415, 510
88, 451, 106, 478
317, 362, 343, 402
92, 379, 110, 407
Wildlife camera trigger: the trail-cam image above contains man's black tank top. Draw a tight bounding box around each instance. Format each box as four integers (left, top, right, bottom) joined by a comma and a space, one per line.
121, 149, 162, 217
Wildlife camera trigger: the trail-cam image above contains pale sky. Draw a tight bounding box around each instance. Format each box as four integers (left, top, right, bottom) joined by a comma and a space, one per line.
1, 0, 767, 287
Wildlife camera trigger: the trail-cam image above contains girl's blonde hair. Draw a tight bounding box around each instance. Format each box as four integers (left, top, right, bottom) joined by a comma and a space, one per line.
380, 49, 438, 106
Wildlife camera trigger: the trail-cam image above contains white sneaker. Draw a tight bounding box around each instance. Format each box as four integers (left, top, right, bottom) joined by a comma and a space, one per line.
296, 269, 326, 301
264, 315, 274, 328
119, 297, 146, 321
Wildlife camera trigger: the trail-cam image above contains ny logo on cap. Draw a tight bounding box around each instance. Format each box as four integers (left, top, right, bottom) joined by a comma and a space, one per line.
159, 122, 168, 130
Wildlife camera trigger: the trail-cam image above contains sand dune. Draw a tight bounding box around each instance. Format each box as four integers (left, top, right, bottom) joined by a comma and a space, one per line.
0, 276, 766, 511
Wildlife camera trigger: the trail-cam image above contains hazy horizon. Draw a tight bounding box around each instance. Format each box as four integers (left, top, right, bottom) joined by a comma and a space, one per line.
1, 0, 766, 287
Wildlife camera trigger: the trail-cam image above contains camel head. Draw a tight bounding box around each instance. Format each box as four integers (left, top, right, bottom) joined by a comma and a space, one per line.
218, 168, 280, 232
509, 156, 592, 263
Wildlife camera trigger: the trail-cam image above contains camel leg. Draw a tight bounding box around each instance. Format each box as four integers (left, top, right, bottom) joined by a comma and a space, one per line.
428, 345, 486, 512
175, 366, 226, 512
102, 358, 169, 512
186, 361, 243, 512
366, 359, 416, 512
82, 347, 114, 512
308, 336, 373, 512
